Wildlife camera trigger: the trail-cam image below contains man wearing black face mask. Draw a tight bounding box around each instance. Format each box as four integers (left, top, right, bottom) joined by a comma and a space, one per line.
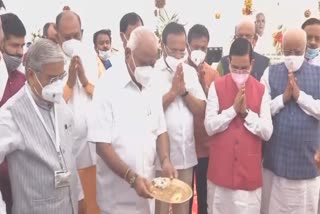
0, 13, 26, 214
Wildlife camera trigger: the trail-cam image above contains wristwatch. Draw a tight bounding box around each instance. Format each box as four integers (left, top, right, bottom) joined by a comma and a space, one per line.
181, 89, 189, 97
241, 108, 250, 118
129, 173, 138, 188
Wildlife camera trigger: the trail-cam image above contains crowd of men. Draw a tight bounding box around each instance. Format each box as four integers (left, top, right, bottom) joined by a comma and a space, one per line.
0, 4, 320, 214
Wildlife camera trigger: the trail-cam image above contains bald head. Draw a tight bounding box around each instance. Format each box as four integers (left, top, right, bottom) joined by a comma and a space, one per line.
282, 28, 307, 56
235, 17, 256, 45
125, 27, 159, 79
55, 11, 82, 46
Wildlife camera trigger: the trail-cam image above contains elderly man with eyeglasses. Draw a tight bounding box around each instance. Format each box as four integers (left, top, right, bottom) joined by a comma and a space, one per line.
217, 17, 270, 81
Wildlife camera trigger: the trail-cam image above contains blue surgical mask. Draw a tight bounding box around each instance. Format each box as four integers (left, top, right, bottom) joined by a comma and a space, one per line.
305, 47, 319, 60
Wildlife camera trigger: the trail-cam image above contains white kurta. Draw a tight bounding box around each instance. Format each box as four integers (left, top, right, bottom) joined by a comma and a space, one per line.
153, 57, 206, 170
87, 62, 167, 214
63, 44, 99, 169
260, 67, 320, 214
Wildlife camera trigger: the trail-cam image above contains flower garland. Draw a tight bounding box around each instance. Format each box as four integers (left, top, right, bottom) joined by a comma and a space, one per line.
272, 25, 285, 55
242, 0, 253, 15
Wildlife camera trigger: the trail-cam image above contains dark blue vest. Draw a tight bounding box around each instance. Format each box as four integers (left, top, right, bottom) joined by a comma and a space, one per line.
263, 61, 320, 179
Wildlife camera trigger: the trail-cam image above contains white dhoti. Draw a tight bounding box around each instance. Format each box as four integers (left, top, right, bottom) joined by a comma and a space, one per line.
207, 180, 261, 214
261, 168, 320, 214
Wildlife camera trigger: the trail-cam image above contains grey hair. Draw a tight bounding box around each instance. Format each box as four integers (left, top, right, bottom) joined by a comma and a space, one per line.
25, 38, 64, 72
127, 26, 158, 51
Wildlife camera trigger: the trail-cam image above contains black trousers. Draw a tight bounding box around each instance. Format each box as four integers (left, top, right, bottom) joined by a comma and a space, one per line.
190, 157, 209, 214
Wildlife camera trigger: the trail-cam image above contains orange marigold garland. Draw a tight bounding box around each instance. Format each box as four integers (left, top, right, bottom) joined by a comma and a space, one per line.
273, 25, 285, 55
242, 0, 253, 15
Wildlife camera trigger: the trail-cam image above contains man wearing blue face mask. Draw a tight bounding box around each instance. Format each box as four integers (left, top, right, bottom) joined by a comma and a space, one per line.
87, 26, 176, 214
260, 29, 320, 214
302, 18, 320, 66
153, 22, 206, 214
0, 39, 84, 214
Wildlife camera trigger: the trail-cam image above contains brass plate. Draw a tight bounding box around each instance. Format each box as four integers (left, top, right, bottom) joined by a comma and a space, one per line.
149, 177, 193, 204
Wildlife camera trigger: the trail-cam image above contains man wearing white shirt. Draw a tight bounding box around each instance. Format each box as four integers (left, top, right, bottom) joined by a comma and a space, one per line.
87, 26, 176, 214
302, 18, 320, 66
153, 22, 206, 214
204, 38, 272, 214
55, 10, 99, 213
260, 29, 320, 214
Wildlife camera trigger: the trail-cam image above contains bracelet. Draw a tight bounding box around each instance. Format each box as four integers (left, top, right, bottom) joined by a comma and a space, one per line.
124, 168, 131, 181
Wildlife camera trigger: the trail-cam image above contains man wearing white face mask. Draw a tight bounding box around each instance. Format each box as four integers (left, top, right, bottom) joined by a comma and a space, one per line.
260, 29, 320, 214
205, 38, 272, 214
87, 26, 176, 214
302, 18, 320, 66
187, 24, 220, 214
0, 39, 84, 214
55, 10, 99, 213
153, 22, 206, 214
93, 29, 117, 75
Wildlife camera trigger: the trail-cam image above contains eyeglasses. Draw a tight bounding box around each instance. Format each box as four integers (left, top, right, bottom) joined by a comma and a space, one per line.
235, 34, 254, 40
283, 49, 304, 56
230, 65, 250, 74
165, 46, 187, 59
48, 71, 67, 84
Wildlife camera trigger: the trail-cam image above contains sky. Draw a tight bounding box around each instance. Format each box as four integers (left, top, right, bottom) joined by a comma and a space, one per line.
3, 0, 319, 55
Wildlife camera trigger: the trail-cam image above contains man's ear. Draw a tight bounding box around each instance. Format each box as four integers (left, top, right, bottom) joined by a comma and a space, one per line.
25, 68, 34, 85
125, 47, 131, 61
120, 32, 127, 48
250, 59, 255, 70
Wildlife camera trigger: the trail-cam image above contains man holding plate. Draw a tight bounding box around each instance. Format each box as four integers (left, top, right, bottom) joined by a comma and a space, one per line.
87, 26, 176, 214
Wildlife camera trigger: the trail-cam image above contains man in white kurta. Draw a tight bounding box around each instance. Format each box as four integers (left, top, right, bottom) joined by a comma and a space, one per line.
87, 27, 176, 214
153, 22, 206, 214
260, 29, 320, 214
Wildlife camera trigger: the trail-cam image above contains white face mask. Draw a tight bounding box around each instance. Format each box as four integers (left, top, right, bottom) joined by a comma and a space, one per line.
128, 55, 153, 88
190, 50, 206, 66
62, 39, 82, 57
98, 50, 112, 61
284, 55, 305, 72
34, 72, 64, 103
134, 66, 153, 88
164, 46, 188, 72
165, 54, 188, 72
